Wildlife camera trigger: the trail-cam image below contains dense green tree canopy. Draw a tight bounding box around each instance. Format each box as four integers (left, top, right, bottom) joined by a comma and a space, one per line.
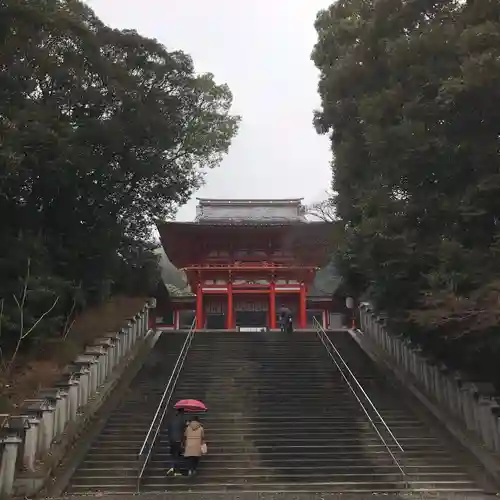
0, 0, 240, 356
313, 0, 500, 381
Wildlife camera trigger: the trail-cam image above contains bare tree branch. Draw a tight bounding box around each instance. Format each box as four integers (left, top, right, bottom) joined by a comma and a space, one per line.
6, 259, 60, 374
22, 296, 59, 340
62, 318, 76, 340
62, 284, 80, 339
12, 256, 31, 338
306, 191, 337, 222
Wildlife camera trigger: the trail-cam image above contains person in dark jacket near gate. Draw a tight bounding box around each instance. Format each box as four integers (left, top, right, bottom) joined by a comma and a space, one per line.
166, 408, 186, 476
279, 305, 292, 332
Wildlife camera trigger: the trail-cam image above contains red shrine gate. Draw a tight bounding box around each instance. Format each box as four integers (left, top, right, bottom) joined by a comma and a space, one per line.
192, 263, 315, 329
157, 198, 337, 331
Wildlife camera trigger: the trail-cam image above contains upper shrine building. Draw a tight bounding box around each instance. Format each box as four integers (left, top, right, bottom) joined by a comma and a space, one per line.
157, 198, 341, 330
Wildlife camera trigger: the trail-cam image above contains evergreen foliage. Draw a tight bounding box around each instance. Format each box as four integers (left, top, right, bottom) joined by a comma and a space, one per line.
0, 0, 240, 359
313, 0, 500, 384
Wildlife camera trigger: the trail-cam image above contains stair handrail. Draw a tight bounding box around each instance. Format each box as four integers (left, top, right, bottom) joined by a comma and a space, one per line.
313, 318, 407, 484
136, 318, 196, 489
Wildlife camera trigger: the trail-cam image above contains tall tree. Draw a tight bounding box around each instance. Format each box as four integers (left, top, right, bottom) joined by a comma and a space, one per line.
312, 0, 500, 381
0, 0, 240, 356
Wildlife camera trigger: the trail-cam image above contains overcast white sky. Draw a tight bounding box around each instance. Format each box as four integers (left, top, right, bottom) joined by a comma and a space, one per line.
84, 0, 333, 220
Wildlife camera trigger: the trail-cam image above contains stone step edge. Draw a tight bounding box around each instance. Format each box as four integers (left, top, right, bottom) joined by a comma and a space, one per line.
63, 489, 485, 498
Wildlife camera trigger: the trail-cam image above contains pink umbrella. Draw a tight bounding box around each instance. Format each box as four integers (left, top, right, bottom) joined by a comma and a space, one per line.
174, 399, 208, 412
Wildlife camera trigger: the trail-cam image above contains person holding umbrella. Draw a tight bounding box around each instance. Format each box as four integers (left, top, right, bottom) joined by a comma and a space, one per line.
166, 408, 186, 476
173, 399, 208, 476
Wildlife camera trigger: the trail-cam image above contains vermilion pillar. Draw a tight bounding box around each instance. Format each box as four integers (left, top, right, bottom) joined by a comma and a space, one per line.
269, 282, 276, 329
299, 282, 307, 329
196, 283, 203, 329
227, 281, 233, 329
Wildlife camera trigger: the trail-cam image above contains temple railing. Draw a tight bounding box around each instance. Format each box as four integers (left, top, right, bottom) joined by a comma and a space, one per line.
0, 300, 154, 498
313, 318, 407, 486
182, 262, 318, 270
359, 303, 500, 457
136, 318, 196, 491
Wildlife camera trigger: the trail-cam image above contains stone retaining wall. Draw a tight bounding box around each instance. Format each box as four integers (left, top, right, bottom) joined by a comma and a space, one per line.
359, 303, 500, 455
0, 300, 154, 497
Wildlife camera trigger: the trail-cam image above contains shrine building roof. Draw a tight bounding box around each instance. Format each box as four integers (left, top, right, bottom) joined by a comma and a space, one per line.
195, 198, 307, 223
157, 198, 337, 268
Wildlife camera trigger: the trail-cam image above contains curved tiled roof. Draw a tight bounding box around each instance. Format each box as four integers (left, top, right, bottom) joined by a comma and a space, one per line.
157, 220, 337, 269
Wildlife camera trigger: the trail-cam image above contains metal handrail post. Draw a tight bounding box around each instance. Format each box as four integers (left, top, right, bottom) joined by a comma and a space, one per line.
313, 318, 407, 486
139, 328, 194, 477
136, 318, 196, 491
138, 319, 195, 457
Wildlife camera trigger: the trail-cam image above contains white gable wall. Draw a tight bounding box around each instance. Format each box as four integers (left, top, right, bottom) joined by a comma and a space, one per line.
199, 204, 299, 220
196, 199, 306, 221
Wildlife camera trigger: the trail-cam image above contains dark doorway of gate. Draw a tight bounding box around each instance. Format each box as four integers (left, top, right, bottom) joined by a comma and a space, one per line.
235, 311, 267, 328
205, 313, 226, 330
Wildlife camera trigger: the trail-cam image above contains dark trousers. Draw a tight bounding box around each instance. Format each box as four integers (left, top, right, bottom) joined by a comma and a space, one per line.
169, 441, 182, 470
186, 456, 200, 472
280, 316, 292, 332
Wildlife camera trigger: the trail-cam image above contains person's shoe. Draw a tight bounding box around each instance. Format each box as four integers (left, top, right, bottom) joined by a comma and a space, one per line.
188, 470, 193, 476
166, 468, 174, 476
174, 471, 183, 477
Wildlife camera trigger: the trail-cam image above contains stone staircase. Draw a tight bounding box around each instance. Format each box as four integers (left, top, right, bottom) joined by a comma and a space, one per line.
65, 330, 486, 494
139, 331, 483, 493
66, 332, 187, 494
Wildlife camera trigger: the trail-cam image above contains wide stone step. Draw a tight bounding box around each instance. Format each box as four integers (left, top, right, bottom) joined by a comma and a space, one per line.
105, 416, 422, 424
176, 375, 382, 381
73, 458, 458, 471
101, 423, 427, 433
168, 393, 391, 401
88, 448, 452, 458
183, 355, 332, 359
162, 406, 406, 414
90, 444, 446, 455
170, 373, 372, 378
173, 378, 353, 383
101, 429, 429, 439
170, 388, 357, 395
96, 436, 439, 446
182, 368, 344, 373
112, 414, 418, 422
165, 413, 412, 420
67, 479, 481, 494
120, 399, 390, 406
80, 459, 461, 469
184, 364, 339, 368
167, 407, 409, 413
73, 470, 471, 483
131, 387, 355, 393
